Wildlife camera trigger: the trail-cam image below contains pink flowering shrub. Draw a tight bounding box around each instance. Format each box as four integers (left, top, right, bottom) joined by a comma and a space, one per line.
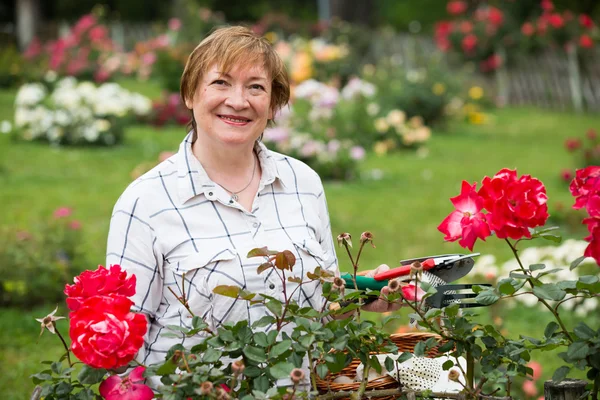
0, 207, 87, 307
23, 14, 118, 82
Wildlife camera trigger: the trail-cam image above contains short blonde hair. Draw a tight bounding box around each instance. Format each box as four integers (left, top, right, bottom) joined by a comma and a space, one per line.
180, 26, 290, 132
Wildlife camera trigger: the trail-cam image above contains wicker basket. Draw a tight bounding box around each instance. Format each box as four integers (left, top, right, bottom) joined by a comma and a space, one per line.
315, 332, 445, 399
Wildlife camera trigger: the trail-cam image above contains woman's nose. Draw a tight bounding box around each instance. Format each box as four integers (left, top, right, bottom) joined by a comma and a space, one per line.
224, 87, 249, 109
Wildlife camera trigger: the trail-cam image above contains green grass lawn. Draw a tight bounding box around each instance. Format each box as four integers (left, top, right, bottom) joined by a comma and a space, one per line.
0, 83, 599, 398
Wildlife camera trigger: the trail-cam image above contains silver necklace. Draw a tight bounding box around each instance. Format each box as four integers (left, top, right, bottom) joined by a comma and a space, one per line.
219, 154, 257, 202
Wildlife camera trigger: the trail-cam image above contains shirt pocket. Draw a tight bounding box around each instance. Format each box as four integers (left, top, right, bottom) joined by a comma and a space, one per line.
164, 249, 239, 323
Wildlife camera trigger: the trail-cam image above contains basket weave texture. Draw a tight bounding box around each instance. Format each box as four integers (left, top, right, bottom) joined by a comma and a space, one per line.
315, 332, 445, 400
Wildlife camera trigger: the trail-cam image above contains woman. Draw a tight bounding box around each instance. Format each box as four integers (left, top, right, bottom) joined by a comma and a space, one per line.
106, 26, 397, 387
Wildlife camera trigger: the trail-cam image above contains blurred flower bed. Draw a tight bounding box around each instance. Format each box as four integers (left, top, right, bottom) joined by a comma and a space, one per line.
0, 207, 87, 307
5, 76, 151, 146
435, 0, 599, 73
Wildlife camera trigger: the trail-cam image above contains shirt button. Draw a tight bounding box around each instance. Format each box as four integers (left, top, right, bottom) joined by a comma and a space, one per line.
269, 283, 275, 289
208, 191, 213, 196
229, 200, 234, 204
252, 222, 259, 228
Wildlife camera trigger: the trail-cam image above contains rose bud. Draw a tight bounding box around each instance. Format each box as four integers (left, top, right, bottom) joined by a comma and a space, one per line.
200, 381, 213, 395
290, 368, 305, 384
337, 233, 352, 248
448, 369, 461, 382
232, 360, 245, 375
387, 278, 401, 293
332, 277, 345, 293
410, 261, 423, 278
360, 231, 375, 248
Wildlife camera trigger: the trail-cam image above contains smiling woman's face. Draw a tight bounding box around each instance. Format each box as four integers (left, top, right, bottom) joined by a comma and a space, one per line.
185, 62, 273, 148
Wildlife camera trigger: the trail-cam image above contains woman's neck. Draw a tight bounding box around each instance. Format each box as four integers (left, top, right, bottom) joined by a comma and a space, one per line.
191, 134, 258, 179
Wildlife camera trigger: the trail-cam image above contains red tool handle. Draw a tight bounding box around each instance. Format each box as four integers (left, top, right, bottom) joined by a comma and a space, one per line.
373, 258, 435, 281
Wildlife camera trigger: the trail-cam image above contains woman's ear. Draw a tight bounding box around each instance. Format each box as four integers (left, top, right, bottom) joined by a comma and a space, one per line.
184, 97, 193, 110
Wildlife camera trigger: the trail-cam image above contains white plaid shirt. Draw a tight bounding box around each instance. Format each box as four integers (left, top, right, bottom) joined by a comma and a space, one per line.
106, 132, 338, 372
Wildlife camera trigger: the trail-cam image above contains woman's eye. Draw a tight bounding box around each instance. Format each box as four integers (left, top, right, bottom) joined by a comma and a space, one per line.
212, 79, 228, 86
250, 84, 265, 91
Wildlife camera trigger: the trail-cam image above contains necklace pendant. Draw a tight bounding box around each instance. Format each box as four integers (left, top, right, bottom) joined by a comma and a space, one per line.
231, 193, 239, 202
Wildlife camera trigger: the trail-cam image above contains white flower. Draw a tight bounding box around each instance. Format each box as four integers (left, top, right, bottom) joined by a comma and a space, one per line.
0, 120, 12, 134
94, 119, 111, 132
386, 110, 406, 127
15, 108, 29, 128
341, 77, 376, 100
374, 118, 389, 133
130, 93, 152, 116
83, 126, 100, 142
44, 70, 58, 83
54, 110, 70, 126
15, 83, 46, 107
366, 103, 380, 116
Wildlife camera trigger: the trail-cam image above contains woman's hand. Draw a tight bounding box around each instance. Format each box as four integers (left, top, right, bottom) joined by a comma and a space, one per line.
358, 264, 403, 313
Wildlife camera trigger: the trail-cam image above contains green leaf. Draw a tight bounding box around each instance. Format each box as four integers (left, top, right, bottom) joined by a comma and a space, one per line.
77, 365, 107, 385
396, 352, 413, 363
270, 340, 292, 358
509, 272, 530, 280
244, 365, 261, 378
533, 284, 566, 301
498, 280, 516, 295
252, 315, 276, 329
570, 256, 587, 271
557, 280, 578, 290
444, 303, 460, 318
156, 358, 178, 375
538, 232, 562, 243
254, 332, 269, 347
438, 340, 455, 353
442, 360, 454, 370
544, 322, 560, 338
573, 322, 596, 340
266, 299, 282, 317
414, 341, 426, 357
529, 264, 546, 271
425, 308, 443, 319
213, 285, 241, 298
316, 363, 329, 379
254, 375, 270, 393
385, 357, 395, 373
475, 289, 500, 306
269, 362, 295, 379
579, 275, 599, 284
244, 346, 267, 363
567, 342, 590, 361
30, 372, 53, 384
202, 348, 221, 363
552, 366, 571, 382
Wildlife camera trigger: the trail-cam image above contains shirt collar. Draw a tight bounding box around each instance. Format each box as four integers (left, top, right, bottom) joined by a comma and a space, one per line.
176, 132, 287, 204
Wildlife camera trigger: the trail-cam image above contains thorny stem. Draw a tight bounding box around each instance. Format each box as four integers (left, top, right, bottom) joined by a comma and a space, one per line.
180, 352, 192, 373
554, 293, 600, 312
54, 324, 73, 368
504, 239, 574, 342
168, 286, 197, 319
308, 349, 318, 392
357, 363, 371, 399
466, 349, 474, 390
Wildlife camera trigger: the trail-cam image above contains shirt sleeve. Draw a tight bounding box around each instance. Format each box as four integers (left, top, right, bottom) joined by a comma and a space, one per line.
106, 193, 164, 319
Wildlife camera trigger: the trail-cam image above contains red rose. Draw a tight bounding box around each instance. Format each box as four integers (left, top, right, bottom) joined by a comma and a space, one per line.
462, 34, 478, 54
561, 169, 574, 182
447, 1, 468, 15
587, 129, 597, 140
548, 13, 564, 29
478, 169, 549, 240
579, 14, 594, 29
487, 7, 504, 26
564, 138, 582, 152
64, 264, 136, 311
541, 0, 554, 12
570, 166, 600, 210
460, 21, 473, 34
521, 22, 535, 36
579, 34, 594, 49
69, 295, 147, 369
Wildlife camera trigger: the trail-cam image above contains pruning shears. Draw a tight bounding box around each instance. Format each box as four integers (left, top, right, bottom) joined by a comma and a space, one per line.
340, 253, 480, 290
332, 253, 489, 310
